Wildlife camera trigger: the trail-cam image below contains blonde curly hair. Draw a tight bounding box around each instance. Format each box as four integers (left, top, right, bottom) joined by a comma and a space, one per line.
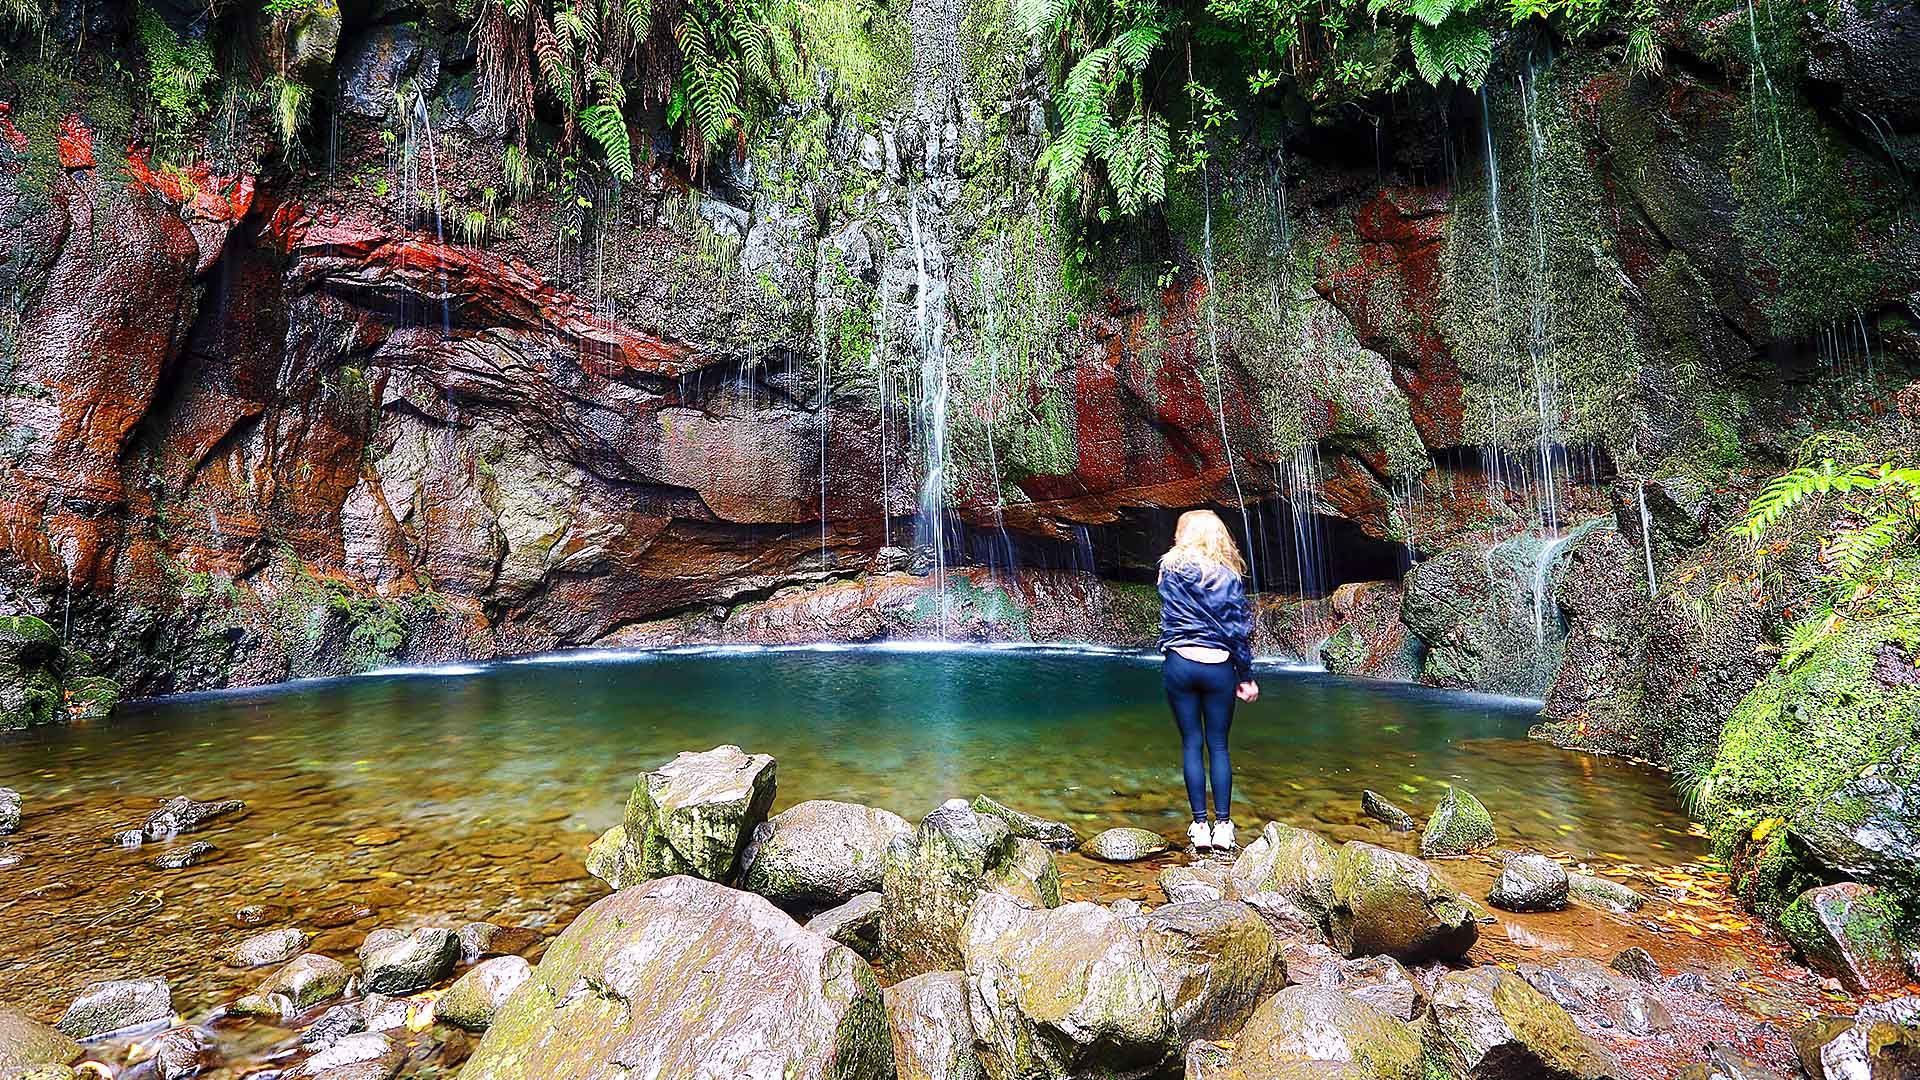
1159, 509, 1248, 578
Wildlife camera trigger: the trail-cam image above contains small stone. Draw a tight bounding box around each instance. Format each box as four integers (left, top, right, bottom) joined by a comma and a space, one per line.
358, 927, 458, 995
145, 1026, 215, 1080
1360, 790, 1415, 832
228, 928, 308, 969
227, 994, 294, 1022
56, 978, 173, 1039
434, 956, 531, 1032
1419, 785, 1496, 857
0, 787, 20, 835
110, 829, 144, 848
971, 795, 1080, 850
149, 842, 215, 870
1793, 996, 1920, 1080
1610, 946, 1662, 984
257, 954, 351, 1012
1518, 956, 1675, 1035
1159, 864, 1226, 904
300, 1004, 366, 1050
1487, 853, 1570, 912
803, 891, 883, 958
1082, 826, 1169, 862
1568, 872, 1645, 913
234, 904, 278, 926
300, 1032, 393, 1078
455, 922, 540, 963
1673, 1042, 1791, 1080
143, 796, 244, 840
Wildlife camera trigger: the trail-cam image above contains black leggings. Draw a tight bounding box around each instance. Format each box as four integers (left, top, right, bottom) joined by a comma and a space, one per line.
1163, 650, 1236, 822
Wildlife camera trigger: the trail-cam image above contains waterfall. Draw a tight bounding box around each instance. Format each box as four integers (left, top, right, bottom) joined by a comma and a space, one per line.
909, 198, 951, 633
1198, 172, 1261, 594
814, 240, 833, 571
976, 247, 1015, 573
1519, 64, 1563, 539
874, 289, 893, 550
1279, 445, 1328, 653
1477, 89, 1513, 512
1637, 483, 1658, 599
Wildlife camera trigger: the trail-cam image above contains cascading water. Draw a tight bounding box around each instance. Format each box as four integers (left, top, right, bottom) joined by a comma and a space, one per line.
873, 290, 894, 550
974, 246, 1016, 573
1519, 64, 1564, 542
909, 198, 952, 633
1637, 482, 1658, 599
814, 239, 833, 570
1477, 89, 1514, 512
1278, 445, 1329, 655
1198, 172, 1260, 595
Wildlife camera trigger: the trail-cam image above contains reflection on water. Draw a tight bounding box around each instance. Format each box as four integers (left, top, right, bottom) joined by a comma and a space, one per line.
0, 647, 1700, 1014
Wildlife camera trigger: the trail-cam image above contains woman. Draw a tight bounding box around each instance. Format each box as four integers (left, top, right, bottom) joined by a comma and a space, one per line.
1157, 509, 1259, 853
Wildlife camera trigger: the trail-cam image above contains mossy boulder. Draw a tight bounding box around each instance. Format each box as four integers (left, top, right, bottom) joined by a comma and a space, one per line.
971, 795, 1080, 851
253, 953, 350, 1012
0, 615, 64, 732
1567, 872, 1646, 915
435, 956, 532, 1033
55, 978, 172, 1039
1794, 996, 1920, 1080
586, 745, 777, 889
1328, 841, 1478, 963
1213, 986, 1426, 1080
1788, 748, 1920, 895
1227, 821, 1339, 931
1419, 786, 1495, 857
63, 675, 120, 720
1779, 882, 1909, 994
462, 876, 892, 1080
738, 799, 912, 913
1423, 967, 1623, 1080
0, 1006, 82, 1073
1138, 901, 1287, 1042
881, 799, 1058, 978
883, 971, 981, 1080
358, 927, 459, 996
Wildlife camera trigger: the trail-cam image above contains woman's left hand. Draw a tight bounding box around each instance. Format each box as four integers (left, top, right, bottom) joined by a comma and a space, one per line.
1236, 681, 1260, 702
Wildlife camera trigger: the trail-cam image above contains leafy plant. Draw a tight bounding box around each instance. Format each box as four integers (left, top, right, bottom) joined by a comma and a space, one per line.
133, 4, 217, 154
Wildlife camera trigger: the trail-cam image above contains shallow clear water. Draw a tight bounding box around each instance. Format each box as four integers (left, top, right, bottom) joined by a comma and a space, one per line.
0, 646, 1702, 1015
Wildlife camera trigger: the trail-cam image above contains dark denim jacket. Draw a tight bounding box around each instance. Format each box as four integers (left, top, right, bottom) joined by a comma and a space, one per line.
1156, 561, 1254, 680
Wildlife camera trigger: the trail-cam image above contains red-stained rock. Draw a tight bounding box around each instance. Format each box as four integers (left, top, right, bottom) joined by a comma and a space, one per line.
55, 115, 91, 169
0, 103, 27, 153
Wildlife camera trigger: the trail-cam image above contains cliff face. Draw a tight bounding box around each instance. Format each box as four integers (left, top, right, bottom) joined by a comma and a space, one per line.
0, 0, 1915, 742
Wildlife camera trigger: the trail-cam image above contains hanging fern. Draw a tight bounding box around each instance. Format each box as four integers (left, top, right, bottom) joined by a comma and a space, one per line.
1408, 15, 1492, 87
581, 101, 634, 182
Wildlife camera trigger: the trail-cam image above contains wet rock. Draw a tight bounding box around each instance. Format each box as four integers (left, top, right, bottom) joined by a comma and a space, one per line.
0, 787, 18, 834
1781, 882, 1909, 993
149, 841, 216, 869
1159, 864, 1227, 904
1360, 790, 1416, 832
0, 1006, 82, 1072
883, 971, 981, 1080
738, 798, 912, 911
1794, 996, 1920, 1080
1328, 841, 1478, 962
143, 796, 245, 840
461, 875, 891, 1080
1788, 752, 1920, 892
257, 954, 351, 1012
434, 956, 531, 1032
585, 745, 777, 889
227, 994, 295, 1022
1674, 1043, 1792, 1080
1518, 956, 1675, 1035
0, 615, 62, 731
56, 978, 172, 1039
299, 1032, 395, 1080
881, 799, 1056, 978
1608, 946, 1661, 984
300, 1005, 366, 1050
455, 922, 540, 963
1139, 901, 1287, 1041
1227, 821, 1338, 930
1419, 786, 1495, 857
144, 1025, 215, 1080
970, 795, 1080, 851
358, 927, 458, 995
1213, 986, 1425, 1080
1424, 967, 1623, 1080
1006, 837, 1063, 908
804, 891, 883, 958
1487, 852, 1570, 912
1568, 872, 1646, 913
1182, 1038, 1232, 1080
357, 994, 410, 1034
228, 928, 309, 969
1083, 826, 1170, 862
1317, 954, 1427, 1022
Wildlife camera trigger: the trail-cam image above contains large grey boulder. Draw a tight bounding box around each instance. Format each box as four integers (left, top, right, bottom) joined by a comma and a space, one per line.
585, 745, 777, 889
1328, 842, 1478, 963
1487, 853, 1570, 913
1423, 967, 1623, 1079
254, 954, 351, 1013
0, 1006, 82, 1072
962, 895, 1282, 1079
1794, 996, 1920, 1080
885, 971, 983, 1080
1212, 986, 1426, 1080
1518, 957, 1674, 1035
1227, 822, 1338, 933
358, 927, 458, 995
739, 799, 912, 912
435, 956, 532, 1033
971, 796, 1079, 851
1788, 751, 1920, 892
461, 875, 891, 1080
1780, 882, 1909, 993
56, 978, 172, 1039
881, 799, 1058, 978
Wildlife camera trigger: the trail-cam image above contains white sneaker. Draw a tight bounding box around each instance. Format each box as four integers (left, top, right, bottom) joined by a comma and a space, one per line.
1188, 822, 1212, 852
1211, 821, 1236, 852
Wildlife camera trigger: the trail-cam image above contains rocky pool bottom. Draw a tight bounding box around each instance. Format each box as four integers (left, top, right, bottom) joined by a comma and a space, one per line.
0, 648, 1904, 1078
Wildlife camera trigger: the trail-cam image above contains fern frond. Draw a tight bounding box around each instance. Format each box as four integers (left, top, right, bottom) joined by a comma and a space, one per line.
1827, 514, 1909, 579
581, 101, 634, 181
